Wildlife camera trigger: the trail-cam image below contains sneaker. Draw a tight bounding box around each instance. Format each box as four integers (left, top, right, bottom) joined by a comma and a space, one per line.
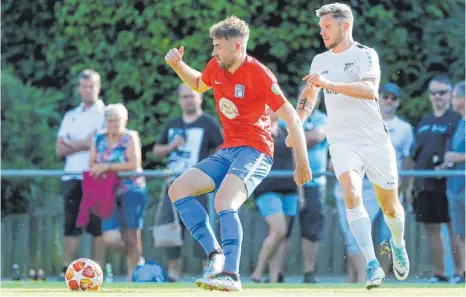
203, 252, 225, 279
390, 238, 410, 281
365, 259, 385, 290
303, 271, 317, 283
265, 273, 284, 283
426, 275, 448, 283
449, 274, 465, 284
196, 272, 242, 292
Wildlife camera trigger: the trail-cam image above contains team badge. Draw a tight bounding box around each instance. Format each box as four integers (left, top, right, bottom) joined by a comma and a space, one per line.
234, 84, 245, 98
344, 63, 354, 72
271, 83, 282, 95
219, 98, 239, 119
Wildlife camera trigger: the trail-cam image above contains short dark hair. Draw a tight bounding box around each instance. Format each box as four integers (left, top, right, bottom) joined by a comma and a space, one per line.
209, 16, 249, 41
428, 74, 452, 89
78, 69, 101, 85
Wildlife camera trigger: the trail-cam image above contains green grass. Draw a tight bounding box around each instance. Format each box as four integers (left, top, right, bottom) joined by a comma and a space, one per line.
1, 281, 464, 297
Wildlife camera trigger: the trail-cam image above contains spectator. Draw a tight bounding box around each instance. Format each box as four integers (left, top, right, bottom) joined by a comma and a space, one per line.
335, 83, 414, 283
408, 74, 462, 283
299, 92, 328, 284
153, 83, 223, 282
250, 111, 297, 283
56, 69, 106, 279
89, 103, 147, 281
439, 81, 465, 284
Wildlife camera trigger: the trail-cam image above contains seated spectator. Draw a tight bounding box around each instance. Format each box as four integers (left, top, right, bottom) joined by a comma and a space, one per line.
251, 111, 297, 283
89, 103, 147, 281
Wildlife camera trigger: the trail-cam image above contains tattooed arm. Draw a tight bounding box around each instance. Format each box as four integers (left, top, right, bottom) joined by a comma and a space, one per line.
296, 86, 320, 123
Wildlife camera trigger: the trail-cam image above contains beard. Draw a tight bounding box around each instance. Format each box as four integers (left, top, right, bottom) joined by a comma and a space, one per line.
325, 28, 344, 49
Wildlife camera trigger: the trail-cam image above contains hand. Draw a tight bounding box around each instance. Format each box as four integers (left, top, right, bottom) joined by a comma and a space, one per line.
170, 135, 185, 150
285, 135, 293, 147
165, 46, 184, 66
294, 164, 312, 187
302, 73, 330, 90
443, 151, 456, 164
90, 163, 109, 177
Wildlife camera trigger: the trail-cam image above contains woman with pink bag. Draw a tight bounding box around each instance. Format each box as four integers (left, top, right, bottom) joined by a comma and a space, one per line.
89, 103, 147, 281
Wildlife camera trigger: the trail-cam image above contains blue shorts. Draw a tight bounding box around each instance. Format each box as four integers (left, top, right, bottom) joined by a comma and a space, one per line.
256, 192, 298, 218
194, 146, 273, 197
448, 192, 465, 237
102, 187, 148, 232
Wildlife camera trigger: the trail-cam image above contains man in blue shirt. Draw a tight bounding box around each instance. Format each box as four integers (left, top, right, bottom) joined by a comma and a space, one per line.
299, 92, 328, 283
439, 81, 465, 284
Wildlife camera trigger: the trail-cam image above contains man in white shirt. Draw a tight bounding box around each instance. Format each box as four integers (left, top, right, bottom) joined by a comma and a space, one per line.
334, 82, 414, 283
289, 3, 409, 289
56, 69, 106, 278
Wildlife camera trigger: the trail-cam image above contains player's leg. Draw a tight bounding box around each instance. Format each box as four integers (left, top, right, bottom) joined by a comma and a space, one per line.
300, 186, 325, 283
251, 193, 288, 282
366, 141, 409, 281
86, 213, 106, 270
448, 194, 466, 283
169, 152, 229, 272
198, 147, 273, 291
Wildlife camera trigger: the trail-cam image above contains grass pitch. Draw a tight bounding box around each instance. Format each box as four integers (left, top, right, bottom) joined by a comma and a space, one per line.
1, 281, 464, 297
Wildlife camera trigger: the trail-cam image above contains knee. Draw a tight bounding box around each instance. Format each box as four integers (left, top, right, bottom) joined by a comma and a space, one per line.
343, 189, 362, 208
103, 231, 120, 246
380, 203, 399, 218
268, 224, 287, 242
214, 196, 231, 213
168, 179, 183, 202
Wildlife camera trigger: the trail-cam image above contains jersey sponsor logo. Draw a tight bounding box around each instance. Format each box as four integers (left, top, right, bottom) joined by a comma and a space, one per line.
325, 89, 339, 95
234, 84, 245, 98
321, 70, 329, 75
344, 63, 354, 72
271, 83, 282, 95
214, 80, 223, 84
219, 97, 239, 119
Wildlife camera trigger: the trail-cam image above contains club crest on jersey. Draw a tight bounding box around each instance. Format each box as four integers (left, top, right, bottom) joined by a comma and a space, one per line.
271, 83, 282, 95
344, 63, 354, 72
219, 97, 239, 120
234, 84, 245, 98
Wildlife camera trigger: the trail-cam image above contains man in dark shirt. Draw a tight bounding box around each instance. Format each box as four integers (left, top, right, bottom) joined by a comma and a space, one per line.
408, 74, 462, 283
153, 83, 223, 281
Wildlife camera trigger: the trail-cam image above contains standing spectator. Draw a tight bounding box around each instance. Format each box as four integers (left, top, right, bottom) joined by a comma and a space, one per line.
439, 81, 465, 283
153, 83, 223, 282
408, 74, 462, 283
89, 103, 148, 281
55, 69, 106, 278
250, 111, 297, 284
299, 92, 328, 284
335, 83, 414, 283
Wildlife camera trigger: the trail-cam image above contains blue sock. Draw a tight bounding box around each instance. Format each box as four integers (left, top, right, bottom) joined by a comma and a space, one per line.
218, 209, 243, 275
173, 197, 219, 255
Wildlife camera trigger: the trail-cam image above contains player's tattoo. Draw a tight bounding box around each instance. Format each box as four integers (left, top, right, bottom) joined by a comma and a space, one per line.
297, 97, 315, 114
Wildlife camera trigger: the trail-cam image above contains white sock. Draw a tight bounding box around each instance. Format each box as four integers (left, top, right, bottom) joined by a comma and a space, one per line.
384, 204, 406, 248
346, 205, 377, 263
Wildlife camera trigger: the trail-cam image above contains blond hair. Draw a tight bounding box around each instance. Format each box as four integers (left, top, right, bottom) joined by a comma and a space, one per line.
78, 69, 101, 86
316, 3, 354, 21
105, 103, 128, 120
209, 16, 250, 42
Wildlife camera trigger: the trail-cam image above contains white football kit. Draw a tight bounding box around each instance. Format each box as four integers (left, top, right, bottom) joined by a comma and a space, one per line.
311, 42, 398, 189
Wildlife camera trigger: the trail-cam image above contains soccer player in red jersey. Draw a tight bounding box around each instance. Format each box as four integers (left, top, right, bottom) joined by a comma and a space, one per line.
164, 16, 312, 291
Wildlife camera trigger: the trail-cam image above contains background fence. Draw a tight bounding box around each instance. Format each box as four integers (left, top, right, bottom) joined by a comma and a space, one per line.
1, 169, 463, 279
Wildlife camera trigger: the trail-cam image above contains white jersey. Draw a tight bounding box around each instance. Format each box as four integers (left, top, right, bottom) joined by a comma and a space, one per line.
310, 42, 388, 145
385, 115, 414, 171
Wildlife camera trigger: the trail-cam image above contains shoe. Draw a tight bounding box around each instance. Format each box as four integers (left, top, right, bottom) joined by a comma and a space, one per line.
36, 269, 46, 281
365, 259, 385, 290
425, 275, 448, 283
303, 271, 317, 283
265, 273, 284, 283
449, 274, 465, 284
203, 252, 225, 279
390, 238, 410, 281
28, 269, 37, 281
196, 272, 242, 292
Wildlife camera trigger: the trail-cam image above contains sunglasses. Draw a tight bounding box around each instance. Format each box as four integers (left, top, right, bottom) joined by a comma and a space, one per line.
429, 89, 450, 96
381, 94, 399, 101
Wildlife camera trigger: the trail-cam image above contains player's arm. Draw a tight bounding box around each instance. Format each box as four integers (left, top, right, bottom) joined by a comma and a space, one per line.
322, 77, 379, 100
296, 86, 321, 122
275, 102, 310, 168
165, 46, 211, 93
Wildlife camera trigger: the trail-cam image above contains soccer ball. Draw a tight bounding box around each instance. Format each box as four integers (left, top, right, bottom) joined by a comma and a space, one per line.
65, 258, 103, 291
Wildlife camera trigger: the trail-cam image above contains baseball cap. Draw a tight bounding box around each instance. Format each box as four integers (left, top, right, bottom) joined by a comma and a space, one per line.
380, 83, 401, 98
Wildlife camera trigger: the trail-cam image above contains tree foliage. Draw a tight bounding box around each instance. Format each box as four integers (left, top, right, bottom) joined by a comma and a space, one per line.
1, 0, 464, 213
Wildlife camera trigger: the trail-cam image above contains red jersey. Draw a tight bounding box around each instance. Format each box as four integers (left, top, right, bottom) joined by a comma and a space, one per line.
201, 56, 287, 157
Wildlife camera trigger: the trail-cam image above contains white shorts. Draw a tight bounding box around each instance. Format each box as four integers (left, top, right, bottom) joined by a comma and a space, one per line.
329, 141, 398, 190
